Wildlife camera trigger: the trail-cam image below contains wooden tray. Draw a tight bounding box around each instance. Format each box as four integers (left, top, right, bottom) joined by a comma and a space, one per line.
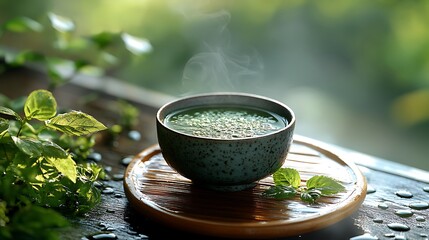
123, 135, 367, 239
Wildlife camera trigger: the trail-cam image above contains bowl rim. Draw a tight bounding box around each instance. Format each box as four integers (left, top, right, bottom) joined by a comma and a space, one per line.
156, 92, 296, 141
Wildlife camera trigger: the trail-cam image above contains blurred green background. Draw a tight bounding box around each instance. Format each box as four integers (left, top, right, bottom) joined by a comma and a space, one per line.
1, 0, 428, 170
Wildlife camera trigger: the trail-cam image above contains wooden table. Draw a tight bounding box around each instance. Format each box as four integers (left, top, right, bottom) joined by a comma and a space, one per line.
1, 68, 428, 240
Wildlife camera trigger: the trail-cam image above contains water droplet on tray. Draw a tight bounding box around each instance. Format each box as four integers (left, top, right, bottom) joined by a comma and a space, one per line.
394, 209, 413, 218
395, 190, 413, 198
409, 201, 429, 210
387, 223, 410, 231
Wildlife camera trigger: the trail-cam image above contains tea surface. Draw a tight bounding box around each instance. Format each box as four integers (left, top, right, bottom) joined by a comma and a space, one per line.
164, 106, 287, 139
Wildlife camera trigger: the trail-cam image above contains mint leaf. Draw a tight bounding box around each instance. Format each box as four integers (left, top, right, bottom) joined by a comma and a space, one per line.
306, 175, 345, 195
45, 155, 77, 183
3, 17, 43, 33
263, 185, 297, 200
0, 107, 22, 121
41, 140, 68, 159
273, 167, 301, 188
45, 110, 107, 136
10, 205, 69, 239
24, 90, 57, 121
11, 136, 43, 158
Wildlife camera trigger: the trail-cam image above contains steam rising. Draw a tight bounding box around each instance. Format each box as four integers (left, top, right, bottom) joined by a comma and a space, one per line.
181, 10, 264, 95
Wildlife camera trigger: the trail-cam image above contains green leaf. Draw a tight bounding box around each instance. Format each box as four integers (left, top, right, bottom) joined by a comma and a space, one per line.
3, 17, 43, 32
121, 33, 152, 55
0, 201, 9, 227
45, 110, 107, 136
306, 175, 345, 195
10, 205, 69, 239
41, 140, 68, 159
4, 51, 44, 66
46, 155, 77, 183
89, 31, 118, 49
48, 12, 75, 32
300, 192, 316, 204
263, 185, 297, 200
11, 136, 42, 158
24, 90, 57, 121
0, 106, 21, 121
272, 167, 301, 188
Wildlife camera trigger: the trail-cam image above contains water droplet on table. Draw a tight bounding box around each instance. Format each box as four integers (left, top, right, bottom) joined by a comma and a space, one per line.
395, 190, 413, 198
88, 232, 117, 239
112, 173, 124, 181
423, 186, 429, 193
387, 223, 410, 231
350, 233, 379, 240
106, 209, 115, 213
393, 236, 406, 240
102, 187, 115, 194
409, 201, 429, 210
383, 233, 395, 238
367, 185, 376, 194
128, 130, 141, 141
394, 209, 414, 218
373, 218, 383, 223
378, 202, 389, 210
420, 233, 428, 238
87, 152, 102, 162
121, 156, 133, 166
416, 216, 426, 222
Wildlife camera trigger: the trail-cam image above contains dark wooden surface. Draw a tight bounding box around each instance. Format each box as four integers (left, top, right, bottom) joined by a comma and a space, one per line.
1, 68, 428, 240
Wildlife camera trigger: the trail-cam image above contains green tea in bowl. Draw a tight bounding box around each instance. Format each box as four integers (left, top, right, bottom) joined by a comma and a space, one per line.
164, 106, 287, 139
156, 92, 296, 192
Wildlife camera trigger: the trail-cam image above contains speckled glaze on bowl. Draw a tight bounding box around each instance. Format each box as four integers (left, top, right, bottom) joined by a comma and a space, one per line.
156, 92, 295, 191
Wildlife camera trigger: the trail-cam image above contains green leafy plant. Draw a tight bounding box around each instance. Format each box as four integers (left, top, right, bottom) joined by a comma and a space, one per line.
0, 12, 152, 91
263, 168, 346, 204
0, 89, 107, 240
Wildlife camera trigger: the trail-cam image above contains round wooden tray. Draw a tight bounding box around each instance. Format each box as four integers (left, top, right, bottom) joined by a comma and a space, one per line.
123, 135, 367, 239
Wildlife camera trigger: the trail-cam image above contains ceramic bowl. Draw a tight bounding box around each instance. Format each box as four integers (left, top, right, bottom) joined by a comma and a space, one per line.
156, 92, 296, 191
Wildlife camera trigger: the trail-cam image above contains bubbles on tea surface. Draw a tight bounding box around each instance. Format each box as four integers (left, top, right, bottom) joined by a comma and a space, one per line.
165, 106, 286, 139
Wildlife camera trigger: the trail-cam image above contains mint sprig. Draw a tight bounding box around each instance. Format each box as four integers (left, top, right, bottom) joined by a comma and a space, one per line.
0, 89, 108, 239
263, 167, 346, 204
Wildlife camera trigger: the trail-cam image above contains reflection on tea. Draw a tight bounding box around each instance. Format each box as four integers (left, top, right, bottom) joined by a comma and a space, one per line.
164, 106, 287, 139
